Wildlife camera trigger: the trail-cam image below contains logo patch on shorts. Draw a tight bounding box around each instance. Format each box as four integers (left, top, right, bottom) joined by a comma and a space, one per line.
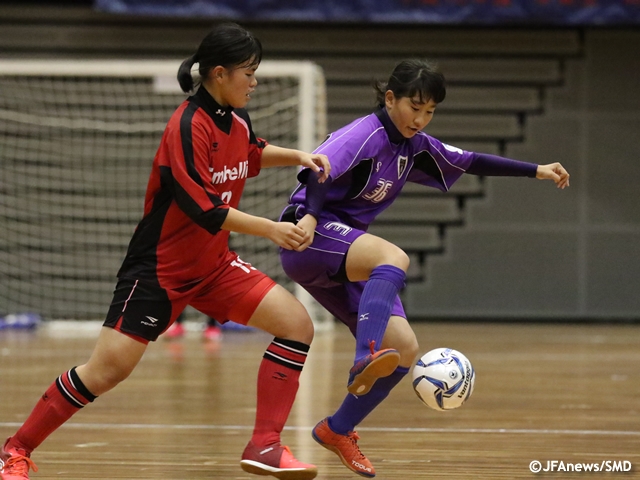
141, 316, 159, 327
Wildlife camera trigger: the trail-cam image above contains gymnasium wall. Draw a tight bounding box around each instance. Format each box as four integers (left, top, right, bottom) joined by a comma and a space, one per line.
1, 4, 639, 320
406, 30, 640, 320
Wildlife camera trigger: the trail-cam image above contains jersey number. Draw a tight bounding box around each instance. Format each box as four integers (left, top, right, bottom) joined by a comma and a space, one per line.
221, 191, 232, 204
363, 179, 393, 203
231, 256, 256, 274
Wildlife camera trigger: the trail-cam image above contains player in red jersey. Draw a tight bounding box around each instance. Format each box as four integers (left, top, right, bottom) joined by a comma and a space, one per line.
0, 23, 328, 480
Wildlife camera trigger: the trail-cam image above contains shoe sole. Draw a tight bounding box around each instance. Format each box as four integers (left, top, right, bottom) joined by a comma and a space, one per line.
240, 460, 318, 480
347, 350, 401, 396
311, 431, 375, 478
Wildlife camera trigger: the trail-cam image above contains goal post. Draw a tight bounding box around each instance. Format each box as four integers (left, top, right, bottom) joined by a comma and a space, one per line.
0, 59, 333, 330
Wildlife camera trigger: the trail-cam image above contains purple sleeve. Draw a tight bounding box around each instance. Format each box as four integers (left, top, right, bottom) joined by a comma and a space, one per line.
303, 171, 333, 219
467, 152, 538, 177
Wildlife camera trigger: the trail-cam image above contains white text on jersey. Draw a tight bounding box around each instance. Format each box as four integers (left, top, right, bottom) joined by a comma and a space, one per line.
211, 160, 249, 185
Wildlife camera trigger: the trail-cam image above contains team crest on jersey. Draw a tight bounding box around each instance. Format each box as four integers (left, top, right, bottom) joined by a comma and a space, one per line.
397, 155, 408, 179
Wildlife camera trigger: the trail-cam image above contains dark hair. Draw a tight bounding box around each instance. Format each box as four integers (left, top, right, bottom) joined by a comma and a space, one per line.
177, 23, 263, 93
374, 59, 446, 107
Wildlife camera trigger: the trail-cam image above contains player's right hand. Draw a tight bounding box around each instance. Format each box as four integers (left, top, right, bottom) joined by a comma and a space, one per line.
269, 222, 310, 250
295, 214, 317, 252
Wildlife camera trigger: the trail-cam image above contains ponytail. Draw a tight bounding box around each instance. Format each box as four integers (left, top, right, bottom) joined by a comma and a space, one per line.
373, 79, 388, 107
177, 54, 198, 93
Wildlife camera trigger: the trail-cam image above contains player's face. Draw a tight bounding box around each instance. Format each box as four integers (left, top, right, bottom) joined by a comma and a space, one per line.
217, 60, 259, 108
385, 92, 437, 139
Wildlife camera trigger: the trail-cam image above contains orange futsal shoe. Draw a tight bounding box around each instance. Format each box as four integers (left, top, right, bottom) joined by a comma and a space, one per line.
0, 438, 38, 480
312, 418, 375, 478
347, 341, 400, 395
240, 441, 317, 480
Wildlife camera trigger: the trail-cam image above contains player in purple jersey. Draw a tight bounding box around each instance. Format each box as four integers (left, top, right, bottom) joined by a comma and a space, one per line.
279, 59, 569, 478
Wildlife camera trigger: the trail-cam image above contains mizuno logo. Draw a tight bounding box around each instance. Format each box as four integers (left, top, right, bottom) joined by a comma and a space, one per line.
359, 313, 369, 322
215, 109, 226, 116
145, 316, 158, 323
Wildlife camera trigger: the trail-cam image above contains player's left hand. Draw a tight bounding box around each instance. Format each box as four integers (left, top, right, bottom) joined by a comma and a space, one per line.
536, 162, 570, 189
300, 153, 331, 183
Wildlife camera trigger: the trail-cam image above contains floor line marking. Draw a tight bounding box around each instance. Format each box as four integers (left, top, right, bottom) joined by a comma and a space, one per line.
1, 422, 638, 436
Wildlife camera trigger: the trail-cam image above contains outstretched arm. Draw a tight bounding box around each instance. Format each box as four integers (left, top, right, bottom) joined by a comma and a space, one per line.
467, 153, 570, 189
260, 144, 331, 182
221, 207, 312, 251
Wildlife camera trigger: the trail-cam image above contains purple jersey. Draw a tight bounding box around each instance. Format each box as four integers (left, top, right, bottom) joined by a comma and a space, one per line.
289, 109, 475, 230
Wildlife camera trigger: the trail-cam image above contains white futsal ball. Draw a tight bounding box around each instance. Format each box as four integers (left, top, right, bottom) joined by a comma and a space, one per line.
412, 348, 475, 411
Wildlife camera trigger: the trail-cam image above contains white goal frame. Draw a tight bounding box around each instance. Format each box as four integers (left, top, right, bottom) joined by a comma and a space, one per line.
0, 59, 332, 330
0, 59, 325, 153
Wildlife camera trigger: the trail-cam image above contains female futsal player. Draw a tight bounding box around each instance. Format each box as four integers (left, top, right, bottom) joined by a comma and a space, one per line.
279, 59, 569, 477
1, 23, 328, 480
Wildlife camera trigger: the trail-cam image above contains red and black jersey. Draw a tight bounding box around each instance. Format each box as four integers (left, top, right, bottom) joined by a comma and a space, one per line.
118, 86, 266, 289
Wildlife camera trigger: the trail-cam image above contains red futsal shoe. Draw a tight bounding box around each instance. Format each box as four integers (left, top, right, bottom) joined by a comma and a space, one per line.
164, 322, 185, 339
0, 438, 38, 480
240, 441, 317, 480
202, 324, 222, 341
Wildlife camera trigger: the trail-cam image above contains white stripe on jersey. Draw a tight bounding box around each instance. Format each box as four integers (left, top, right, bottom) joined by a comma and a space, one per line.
413, 147, 450, 192
420, 132, 467, 173
232, 111, 250, 140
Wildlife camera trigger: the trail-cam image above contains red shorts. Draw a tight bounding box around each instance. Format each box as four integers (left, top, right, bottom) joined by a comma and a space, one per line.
103, 251, 276, 344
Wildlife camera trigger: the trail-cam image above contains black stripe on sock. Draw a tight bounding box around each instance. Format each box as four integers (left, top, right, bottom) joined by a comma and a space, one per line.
272, 337, 310, 354
262, 337, 310, 371
262, 352, 302, 372
55, 376, 86, 408
69, 367, 97, 403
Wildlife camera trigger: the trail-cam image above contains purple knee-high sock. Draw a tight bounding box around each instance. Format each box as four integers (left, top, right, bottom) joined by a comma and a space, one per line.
355, 264, 406, 362
328, 366, 410, 435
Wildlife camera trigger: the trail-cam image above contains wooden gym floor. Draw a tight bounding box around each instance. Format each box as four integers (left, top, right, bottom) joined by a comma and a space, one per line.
1, 321, 639, 479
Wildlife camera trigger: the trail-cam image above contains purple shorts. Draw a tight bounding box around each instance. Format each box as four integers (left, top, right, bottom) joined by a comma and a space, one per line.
279, 209, 406, 336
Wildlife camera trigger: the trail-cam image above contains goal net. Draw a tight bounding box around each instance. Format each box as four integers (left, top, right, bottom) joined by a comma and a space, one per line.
0, 59, 329, 325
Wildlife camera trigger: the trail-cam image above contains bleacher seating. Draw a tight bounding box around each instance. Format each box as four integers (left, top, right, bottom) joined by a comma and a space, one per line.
0, 5, 584, 283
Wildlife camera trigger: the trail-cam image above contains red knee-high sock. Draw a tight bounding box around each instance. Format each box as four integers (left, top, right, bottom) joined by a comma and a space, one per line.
8, 367, 97, 453
251, 338, 309, 446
